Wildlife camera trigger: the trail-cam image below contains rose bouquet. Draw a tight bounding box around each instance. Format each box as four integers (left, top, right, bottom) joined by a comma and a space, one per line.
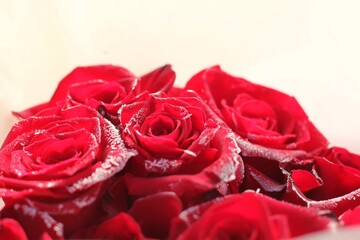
0, 64, 359, 239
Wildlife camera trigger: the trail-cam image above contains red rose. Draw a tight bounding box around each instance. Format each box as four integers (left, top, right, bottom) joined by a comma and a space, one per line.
0, 105, 135, 238
284, 147, 360, 216
16, 64, 175, 122
117, 92, 242, 204
170, 191, 333, 239
185, 66, 328, 153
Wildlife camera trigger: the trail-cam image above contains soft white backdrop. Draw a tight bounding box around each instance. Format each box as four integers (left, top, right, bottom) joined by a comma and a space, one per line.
1, 0, 359, 153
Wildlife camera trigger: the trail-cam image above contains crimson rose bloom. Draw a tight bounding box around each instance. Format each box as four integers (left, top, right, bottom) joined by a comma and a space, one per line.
170, 191, 333, 240
0, 105, 135, 238
185, 66, 328, 152
284, 147, 360, 216
16, 64, 175, 121
117, 92, 242, 203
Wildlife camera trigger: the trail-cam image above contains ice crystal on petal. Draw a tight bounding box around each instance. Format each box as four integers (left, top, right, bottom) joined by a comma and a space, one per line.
67, 120, 136, 193
219, 131, 241, 182
178, 204, 201, 225
14, 203, 64, 238
34, 129, 45, 135
199, 125, 220, 145
144, 158, 182, 174
73, 195, 97, 209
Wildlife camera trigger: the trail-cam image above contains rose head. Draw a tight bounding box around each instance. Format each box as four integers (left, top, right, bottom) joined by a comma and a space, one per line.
170, 191, 333, 240
16, 64, 175, 122
0, 105, 135, 238
15, 65, 136, 118
117, 92, 242, 204
185, 66, 328, 153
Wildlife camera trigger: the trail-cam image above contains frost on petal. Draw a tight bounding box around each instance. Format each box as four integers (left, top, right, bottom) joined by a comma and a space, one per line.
67, 118, 136, 193
12, 203, 64, 239
144, 158, 183, 174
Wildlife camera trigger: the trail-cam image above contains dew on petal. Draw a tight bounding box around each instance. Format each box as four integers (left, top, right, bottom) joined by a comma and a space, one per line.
67, 120, 136, 193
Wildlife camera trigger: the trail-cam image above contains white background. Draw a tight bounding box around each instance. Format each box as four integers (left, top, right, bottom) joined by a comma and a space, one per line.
0, 0, 359, 153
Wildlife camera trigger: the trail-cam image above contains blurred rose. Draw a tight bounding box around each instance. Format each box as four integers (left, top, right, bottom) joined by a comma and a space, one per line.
0, 218, 28, 240
170, 191, 333, 239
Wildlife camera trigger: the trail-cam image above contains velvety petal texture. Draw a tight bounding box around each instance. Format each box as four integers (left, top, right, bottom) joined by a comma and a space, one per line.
185, 66, 328, 153
170, 191, 333, 240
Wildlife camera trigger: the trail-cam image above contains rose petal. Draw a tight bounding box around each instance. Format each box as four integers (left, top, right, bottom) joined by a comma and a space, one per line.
129, 192, 182, 238
0, 218, 28, 240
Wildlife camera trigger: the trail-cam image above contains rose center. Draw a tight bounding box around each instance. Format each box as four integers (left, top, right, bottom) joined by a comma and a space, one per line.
233, 94, 277, 131
41, 138, 79, 164
147, 115, 175, 136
